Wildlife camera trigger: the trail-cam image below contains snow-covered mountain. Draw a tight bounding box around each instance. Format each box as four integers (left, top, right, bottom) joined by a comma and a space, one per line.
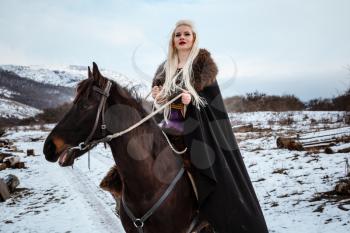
0, 64, 149, 89
0, 64, 149, 120
0, 97, 42, 119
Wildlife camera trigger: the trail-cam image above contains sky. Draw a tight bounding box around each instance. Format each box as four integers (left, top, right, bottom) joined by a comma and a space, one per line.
0, 0, 350, 100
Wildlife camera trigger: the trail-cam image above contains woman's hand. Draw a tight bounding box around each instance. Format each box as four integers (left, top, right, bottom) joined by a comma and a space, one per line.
151, 85, 161, 99
152, 85, 166, 104
181, 91, 191, 105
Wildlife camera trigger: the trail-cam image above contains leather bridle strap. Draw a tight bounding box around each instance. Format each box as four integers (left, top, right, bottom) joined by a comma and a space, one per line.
82, 81, 112, 149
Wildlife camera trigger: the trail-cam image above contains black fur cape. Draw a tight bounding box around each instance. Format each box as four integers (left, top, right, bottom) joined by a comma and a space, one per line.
152, 48, 269, 233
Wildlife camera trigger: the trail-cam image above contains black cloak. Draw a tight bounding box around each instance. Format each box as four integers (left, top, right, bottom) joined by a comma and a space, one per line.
152, 48, 269, 233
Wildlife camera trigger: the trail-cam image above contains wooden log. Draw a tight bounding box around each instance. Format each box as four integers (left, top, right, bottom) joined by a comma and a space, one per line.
232, 124, 254, 133
338, 147, 350, 153
27, 149, 35, 156
0, 139, 10, 146
3, 156, 20, 167
4, 174, 20, 192
0, 152, 12, 163
276, 137, 303, 150
277, 127, 350, 151
0, 163, 8, 171
0, 179, 10, 202
12, 162, 25, 169
7, 145, 19, 152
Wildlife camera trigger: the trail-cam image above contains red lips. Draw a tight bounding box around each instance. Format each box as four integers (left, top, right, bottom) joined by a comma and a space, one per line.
179, 41, 186, 45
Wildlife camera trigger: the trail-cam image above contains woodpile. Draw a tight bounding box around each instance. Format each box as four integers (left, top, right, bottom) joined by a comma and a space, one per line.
1, 134, 26, 169
277, 126, 350, 151
0, 153, 26, 170
0, 174, 20, 202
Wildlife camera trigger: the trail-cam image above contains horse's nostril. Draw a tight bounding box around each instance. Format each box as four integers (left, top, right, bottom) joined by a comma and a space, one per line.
44, 139, 58, 162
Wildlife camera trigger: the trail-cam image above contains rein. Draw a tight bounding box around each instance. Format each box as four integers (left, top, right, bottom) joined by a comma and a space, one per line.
69, 81, 183, 152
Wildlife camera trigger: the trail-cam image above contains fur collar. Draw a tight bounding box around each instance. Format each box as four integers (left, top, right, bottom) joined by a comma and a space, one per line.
152, 48, 218, 92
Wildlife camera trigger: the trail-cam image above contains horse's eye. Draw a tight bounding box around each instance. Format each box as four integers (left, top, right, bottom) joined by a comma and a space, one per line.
78, 101, 90, 110
82, 103, 90, 109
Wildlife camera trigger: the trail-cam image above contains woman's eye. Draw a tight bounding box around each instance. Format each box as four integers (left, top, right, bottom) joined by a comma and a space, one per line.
175, 34, 181, 37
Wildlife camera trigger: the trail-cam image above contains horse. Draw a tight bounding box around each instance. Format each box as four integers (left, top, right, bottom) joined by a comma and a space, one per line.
43, 62, 213, 233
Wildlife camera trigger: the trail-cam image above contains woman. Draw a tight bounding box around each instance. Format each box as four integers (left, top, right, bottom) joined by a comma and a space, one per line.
151, 20, 269, 233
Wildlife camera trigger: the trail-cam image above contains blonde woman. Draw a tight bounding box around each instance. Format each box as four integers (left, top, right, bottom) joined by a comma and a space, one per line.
151, 20, 269, 233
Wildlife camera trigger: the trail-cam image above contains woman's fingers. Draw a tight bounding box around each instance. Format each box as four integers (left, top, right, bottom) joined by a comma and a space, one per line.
181, 92, 191, 105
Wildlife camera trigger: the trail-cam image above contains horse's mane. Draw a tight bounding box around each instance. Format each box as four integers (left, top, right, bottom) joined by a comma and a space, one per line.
74, 78, 147, 116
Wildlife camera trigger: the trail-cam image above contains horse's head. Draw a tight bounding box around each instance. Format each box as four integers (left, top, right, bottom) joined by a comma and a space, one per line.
43, 62, 113, 166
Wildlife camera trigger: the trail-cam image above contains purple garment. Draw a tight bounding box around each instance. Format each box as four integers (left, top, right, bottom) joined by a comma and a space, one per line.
160, 108, 185, 136
160, 67, 185, 135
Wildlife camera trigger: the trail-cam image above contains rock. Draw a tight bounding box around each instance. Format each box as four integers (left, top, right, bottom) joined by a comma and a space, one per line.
4, 174, 20, 192
0, 178, 10, 202
27, 149, 35, 156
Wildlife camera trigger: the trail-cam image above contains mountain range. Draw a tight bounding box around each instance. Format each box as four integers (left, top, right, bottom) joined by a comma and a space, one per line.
0, 64, 148, 121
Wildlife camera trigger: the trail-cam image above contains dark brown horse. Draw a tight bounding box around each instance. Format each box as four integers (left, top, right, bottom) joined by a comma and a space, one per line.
43, 63, 212, 233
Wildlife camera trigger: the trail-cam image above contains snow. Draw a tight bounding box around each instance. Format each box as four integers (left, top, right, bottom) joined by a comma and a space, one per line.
0, 98, 42, 119
1, 111, 350, 232
0, 126, 123, 233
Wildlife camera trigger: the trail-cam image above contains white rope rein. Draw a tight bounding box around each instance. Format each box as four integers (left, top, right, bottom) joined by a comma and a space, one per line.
105, 91, 183, 141
71, 87, 189, 156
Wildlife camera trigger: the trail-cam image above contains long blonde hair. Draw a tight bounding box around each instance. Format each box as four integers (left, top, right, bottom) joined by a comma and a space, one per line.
155, 20, 207, 120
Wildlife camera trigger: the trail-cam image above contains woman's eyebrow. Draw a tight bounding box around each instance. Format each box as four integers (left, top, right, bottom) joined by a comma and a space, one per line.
175, 31, 191, 34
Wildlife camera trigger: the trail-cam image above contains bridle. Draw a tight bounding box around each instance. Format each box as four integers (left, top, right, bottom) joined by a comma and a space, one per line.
67, 79, 196, 233
70, 81, 112, 152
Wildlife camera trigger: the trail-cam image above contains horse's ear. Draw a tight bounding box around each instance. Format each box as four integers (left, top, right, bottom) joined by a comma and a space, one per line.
88, 66, 92, 79
92, 62, 102, 81
92, 62, 106, 87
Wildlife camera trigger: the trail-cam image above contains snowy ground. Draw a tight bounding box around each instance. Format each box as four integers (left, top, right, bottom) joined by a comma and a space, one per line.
1, 111, 350, 233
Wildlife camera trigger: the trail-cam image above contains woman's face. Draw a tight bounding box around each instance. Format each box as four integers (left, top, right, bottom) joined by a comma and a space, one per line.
173, 25, 194, 52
